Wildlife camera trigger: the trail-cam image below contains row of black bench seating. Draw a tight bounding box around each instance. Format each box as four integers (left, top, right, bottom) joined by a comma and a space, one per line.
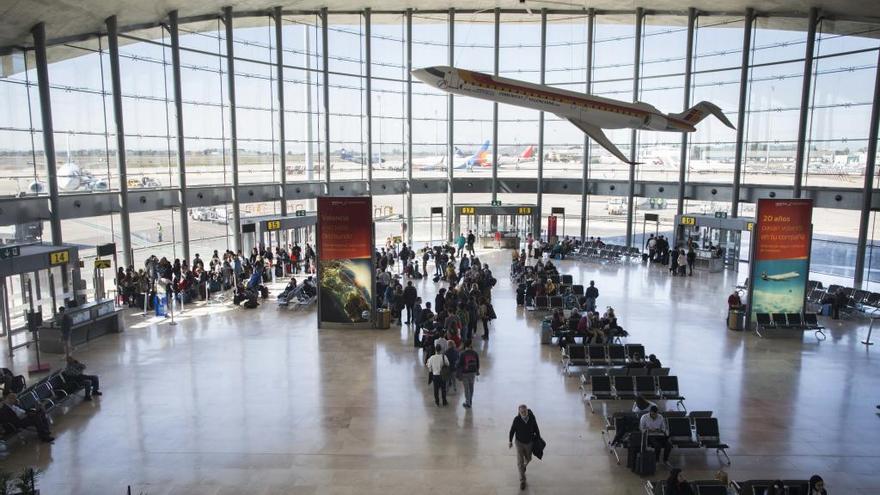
605, 411, 730, 466
755, 312, 826, 340
1, 369, 84, 444
581, 375, 686, 413
807, 280, 880, 317
580, 367, 671, 385
647, 478, 812, 495
562, 343, 644, 374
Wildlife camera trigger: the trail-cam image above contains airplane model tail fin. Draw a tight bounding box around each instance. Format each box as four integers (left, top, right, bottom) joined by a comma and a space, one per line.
673, 101, 736, 130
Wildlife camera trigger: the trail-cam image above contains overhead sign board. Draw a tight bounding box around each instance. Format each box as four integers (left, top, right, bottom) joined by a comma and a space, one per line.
0, 246, 21, 260
295, 210, 307, 217
517, 207, 533, 215
461, 206, 476, 215
94, 259, 112, 269
265, 220, 282, 231
680, 216, 696, 225
551, 207, 565, 214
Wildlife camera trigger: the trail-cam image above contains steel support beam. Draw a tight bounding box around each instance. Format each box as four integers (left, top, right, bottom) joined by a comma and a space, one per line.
321, 8, 331, 188
31, 23, 62, 247
580, 9, 595, 243
365, 9, 373, 190
275, 7, 288, 217
677, 8, 696, 217
793, 7, 818, 199
447, 8, 455, 242
853, 47, 880, 287
626, 8, 644, 249
105, 15, 133, 266
536, 9, 546, 239
169, 11, 191, 260
405, 9, 414, 246
223, 7, 241, 253
732, 8, 755, 218
491, 7, 500, 228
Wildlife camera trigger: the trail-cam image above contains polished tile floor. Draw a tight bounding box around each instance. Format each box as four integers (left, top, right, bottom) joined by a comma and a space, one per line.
1, 250, 878, 494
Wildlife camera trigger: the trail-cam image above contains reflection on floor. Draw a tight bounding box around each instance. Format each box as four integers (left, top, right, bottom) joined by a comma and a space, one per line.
1, 249, 877, 495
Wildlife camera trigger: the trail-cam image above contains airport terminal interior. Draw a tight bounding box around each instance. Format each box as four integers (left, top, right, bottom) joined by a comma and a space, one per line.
0, 0, 879, 493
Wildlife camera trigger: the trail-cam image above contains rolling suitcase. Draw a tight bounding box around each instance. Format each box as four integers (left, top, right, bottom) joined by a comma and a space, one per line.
517, 293, 525, 306
633, 433, 656, 476
540, 322, 552, 344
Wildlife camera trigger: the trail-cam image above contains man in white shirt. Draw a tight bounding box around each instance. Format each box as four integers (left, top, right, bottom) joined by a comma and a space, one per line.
639, 405, 672, 466
425, 345, 449, 406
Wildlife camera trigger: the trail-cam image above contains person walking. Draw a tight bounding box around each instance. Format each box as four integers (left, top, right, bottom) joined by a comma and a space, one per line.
509, 404, 542, 490
156, 222, 163, 242
686, 247, 696, 276
457, 340, 480, 408
585, 280, 599, 312
425, 345, 449, 406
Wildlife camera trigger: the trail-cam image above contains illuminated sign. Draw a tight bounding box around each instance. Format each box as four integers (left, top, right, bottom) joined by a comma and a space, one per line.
461, 207, 476, 215
517, 207, 532, 215
680, 216, 696, 226
94, 259, 112, 269
49, 250, 70, 266
265, 220, 282, 231
746, 222, 754, 231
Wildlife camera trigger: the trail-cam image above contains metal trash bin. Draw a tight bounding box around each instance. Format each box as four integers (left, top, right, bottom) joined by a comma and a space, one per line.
377, 309, 391, 329
727, 309, 745, 331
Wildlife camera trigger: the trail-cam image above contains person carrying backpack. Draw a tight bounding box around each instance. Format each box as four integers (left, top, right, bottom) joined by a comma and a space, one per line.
457, 340, 480, 408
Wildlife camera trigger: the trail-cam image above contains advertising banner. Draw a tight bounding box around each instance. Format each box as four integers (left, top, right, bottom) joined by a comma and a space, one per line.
748, 198, 813, 324
548, 215, 557, 238
317, 197, 374, 327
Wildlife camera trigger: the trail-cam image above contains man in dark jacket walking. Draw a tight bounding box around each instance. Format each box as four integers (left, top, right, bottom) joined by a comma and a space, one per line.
509, 404, 541, 490
403, 281, 418, 324
457, 340, 480, 408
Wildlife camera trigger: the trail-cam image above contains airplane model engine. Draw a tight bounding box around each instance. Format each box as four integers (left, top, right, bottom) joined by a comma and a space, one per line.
644, 113, 669, 131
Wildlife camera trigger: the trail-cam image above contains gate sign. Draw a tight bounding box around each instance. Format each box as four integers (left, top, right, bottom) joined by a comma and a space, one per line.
49, 250, 70, 266
747, 199, 813, 324
295, 210, 307, 217
265, 220, 282, 231
94, 259, 112, 269
0, 246, 20, 260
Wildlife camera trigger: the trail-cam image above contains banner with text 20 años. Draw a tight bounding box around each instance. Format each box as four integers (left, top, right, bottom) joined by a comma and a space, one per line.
317, 197, 374, 328
748, 198, 813, 324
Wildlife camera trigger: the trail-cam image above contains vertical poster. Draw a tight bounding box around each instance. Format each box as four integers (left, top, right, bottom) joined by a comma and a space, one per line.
317, 197, 374, 327
547, 215, 557, 239
748, 198, 813, 324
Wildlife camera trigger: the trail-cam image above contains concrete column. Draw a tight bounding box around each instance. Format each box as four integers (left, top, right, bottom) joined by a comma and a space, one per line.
732, 8, 755, 218
536, 9, 546, 239
321, 8, 331, 188
580, 9, 595, 243
793, 8, 819, 199
169, 11, 191, 260
853, 48, 880, 287
223, 7, 241, 253
677, 8, 696, 217
105, 16, 133, 267
406, 9, 414, 246
626, 8, 644, 249
446, 9, 455, 242
275, 7, 288, 216
31, 23, 62, 246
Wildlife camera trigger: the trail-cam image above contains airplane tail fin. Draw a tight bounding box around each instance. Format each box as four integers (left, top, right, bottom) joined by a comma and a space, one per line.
520, 145, 535, 159
478, 140, 490, 152
672, 101, 736, 130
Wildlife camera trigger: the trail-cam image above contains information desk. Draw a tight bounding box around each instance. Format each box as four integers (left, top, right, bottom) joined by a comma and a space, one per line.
39, 299, 122, 353
479, 232, 520, 249
694, 249, 724, 273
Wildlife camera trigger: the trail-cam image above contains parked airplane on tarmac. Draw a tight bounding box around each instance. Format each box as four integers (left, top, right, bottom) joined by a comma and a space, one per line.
412, 66, 735, 165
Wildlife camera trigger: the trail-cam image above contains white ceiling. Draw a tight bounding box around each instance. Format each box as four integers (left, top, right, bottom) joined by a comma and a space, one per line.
1, 0, 879, 50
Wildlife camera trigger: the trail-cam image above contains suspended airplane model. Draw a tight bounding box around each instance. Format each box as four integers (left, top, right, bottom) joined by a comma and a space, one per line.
412, 66, 736, 165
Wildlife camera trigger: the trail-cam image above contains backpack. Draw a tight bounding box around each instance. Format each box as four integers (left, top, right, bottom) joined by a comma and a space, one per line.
461, 351, 478, 373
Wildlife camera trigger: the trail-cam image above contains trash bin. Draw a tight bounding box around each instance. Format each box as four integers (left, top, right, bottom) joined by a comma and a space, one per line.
727, 309, 745, 331
377, 309, 391, 329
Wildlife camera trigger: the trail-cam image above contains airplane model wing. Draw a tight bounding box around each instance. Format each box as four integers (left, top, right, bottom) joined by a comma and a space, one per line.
563, 117, 636, 166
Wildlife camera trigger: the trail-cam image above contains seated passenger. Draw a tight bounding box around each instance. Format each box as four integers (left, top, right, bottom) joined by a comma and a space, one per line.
545, 279, 557, 296
764, 480, 786, 495
640, 406, 672, 466
0, 392, 54, 443
665, 468, 694, 495
62, 356, 102, 401
809, 475, 827, 495
632, 396, 655, 415
550, 309, 566, 333
646, 354, 663, 369
728, 291, 742, 309
627, 353, 646, 368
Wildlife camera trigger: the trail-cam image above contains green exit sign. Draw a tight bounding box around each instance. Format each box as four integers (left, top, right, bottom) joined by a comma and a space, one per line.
0, 246, 21, 260
295, 210, 307, 217
491, 200, 502, 206
714, 211, 728, 218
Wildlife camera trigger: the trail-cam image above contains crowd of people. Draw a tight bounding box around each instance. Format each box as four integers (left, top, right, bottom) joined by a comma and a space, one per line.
115, 243, 317, 311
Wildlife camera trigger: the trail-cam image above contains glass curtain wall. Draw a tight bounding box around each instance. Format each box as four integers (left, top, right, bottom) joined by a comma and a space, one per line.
452, 14, 494, 178
370, 14, 406, 180
411, 14, 448, 181
327, 14, 367, 181
281, 15, 322, 184
0, 49, 45, 199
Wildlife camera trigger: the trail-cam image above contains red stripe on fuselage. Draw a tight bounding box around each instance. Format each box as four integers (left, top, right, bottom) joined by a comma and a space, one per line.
458, 69, 693, 132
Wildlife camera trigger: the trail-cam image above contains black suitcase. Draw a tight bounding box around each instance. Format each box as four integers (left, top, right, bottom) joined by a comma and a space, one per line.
626, 431, 641, 469
275, 264, 283, 277
432, 275, 441, 283
516, 293, 525, 306
632, 433, 656, 476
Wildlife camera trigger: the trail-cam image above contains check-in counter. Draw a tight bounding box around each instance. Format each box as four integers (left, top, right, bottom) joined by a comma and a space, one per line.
39, 299, 122, 353
694, 249, 724, 273
480, 232, 520, 249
